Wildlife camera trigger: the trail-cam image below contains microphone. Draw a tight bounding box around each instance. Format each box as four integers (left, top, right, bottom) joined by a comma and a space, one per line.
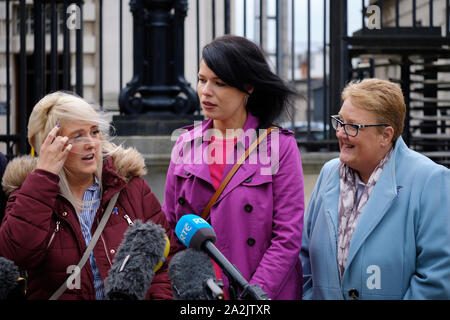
174, 215, 270, 300
104, 220, 170, 300
168, 248, 224, 300
0, 256, 25, 300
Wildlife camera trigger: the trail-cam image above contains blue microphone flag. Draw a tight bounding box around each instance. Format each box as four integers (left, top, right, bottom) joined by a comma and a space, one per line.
175, 214, 216, 249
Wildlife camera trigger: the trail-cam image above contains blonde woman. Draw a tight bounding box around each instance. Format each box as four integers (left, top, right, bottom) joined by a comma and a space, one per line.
0, 91, 178, 300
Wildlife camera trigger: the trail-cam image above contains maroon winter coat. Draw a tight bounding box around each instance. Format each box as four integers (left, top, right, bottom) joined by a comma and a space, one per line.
0, 147, 179, 300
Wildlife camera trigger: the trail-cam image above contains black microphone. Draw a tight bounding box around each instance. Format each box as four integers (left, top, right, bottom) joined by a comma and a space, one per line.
175, 215, 270, 300
168, 248, 224, 300
104, 219, 170, 300
0, 256, 25, 300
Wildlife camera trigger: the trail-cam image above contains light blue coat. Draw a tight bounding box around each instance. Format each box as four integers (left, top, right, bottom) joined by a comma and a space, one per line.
301, 137, 450, 299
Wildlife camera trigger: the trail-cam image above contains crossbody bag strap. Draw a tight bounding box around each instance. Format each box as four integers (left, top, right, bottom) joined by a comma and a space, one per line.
49, 191, 120, 300
201, 126, 277, 220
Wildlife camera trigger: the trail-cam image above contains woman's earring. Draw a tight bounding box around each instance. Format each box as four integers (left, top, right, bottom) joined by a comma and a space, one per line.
245, 96, 249, 106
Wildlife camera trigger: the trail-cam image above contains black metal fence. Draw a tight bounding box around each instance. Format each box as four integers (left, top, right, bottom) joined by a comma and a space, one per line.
344, 0, 450, 166
1, 0, 85, 157
1, 0, 450, 166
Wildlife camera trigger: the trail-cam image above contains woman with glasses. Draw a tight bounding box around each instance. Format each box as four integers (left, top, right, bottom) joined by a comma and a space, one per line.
301, 78, 450, 299
0, 91, 179, 299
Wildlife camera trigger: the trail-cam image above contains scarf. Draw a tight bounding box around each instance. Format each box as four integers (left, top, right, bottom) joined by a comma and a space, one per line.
337, 148, 393, 279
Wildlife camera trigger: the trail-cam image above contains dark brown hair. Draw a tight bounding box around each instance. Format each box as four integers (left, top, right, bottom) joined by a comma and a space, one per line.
202, 35, 296, 128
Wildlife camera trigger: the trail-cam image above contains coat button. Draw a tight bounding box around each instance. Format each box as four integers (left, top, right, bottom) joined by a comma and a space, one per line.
348, 288, 359, 300
247, 238, 256, 246
178, 197, 186, 205
244, 204, 253, 213
62, 211, 68, 217
110, 249, 116, 254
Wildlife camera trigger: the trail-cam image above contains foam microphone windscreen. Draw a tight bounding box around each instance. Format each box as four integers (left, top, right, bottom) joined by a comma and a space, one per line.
104, 220, 168, 300
168, 248, 217, 300
0, 257, 20, 300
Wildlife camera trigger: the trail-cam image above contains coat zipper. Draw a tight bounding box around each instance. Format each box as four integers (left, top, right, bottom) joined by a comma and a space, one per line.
100, 232, 113, 267
102, 215, 133, 267
92, 216, 113, 268
123, 214, 134, 226
47, 221, 61, 249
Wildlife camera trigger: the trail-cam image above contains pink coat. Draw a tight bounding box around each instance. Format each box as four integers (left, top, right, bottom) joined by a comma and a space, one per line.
163, 113, 304, 299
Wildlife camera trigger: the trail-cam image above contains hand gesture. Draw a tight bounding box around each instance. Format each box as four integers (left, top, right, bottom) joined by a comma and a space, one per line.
36, 125, 73, 175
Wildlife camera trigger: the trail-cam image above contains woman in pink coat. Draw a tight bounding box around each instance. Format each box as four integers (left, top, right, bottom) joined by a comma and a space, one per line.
163, 35, 305, 300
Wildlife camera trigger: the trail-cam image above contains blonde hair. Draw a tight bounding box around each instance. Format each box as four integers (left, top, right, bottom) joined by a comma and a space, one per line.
342, 78, 406, 144
28, 91, 117, 212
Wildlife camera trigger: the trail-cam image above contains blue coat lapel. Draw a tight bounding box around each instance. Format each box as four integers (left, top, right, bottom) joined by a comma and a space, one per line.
322, 167, 341, 277
343, 144, 399, 275
323, 170, 340, 238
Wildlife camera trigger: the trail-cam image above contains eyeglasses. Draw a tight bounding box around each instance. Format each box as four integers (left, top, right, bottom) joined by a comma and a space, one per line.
68, 137, 102, 145
330, 115, 390, 137
66, 128, 102, 146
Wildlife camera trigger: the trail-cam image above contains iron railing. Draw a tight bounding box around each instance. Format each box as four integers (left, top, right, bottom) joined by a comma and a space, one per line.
1, 0, 449, 166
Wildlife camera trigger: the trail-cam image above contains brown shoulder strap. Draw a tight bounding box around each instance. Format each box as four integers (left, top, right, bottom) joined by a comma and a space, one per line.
201, 126, 277, 220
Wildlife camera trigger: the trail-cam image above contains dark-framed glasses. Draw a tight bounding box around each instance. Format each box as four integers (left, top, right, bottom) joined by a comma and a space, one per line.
330, 115, 390, 137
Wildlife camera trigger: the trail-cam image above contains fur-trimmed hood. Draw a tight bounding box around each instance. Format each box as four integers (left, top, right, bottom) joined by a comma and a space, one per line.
1, 142, 147, 196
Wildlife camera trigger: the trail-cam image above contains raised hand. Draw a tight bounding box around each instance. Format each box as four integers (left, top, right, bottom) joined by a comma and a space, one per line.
36, 125, 73, 175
